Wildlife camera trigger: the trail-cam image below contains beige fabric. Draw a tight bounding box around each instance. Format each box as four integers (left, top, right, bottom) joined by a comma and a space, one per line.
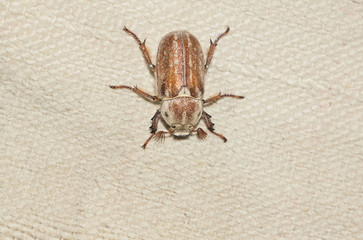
1, 1, 362, 239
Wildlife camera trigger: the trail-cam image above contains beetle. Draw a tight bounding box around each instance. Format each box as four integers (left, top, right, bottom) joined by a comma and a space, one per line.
110, 26, 244, 148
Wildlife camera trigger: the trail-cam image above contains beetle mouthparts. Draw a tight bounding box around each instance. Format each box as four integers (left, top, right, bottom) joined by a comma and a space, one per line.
172, 129, 191, 138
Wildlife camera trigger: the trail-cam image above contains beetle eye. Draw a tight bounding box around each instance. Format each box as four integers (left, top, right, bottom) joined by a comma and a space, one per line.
171, 125, 176, 129
164, 112, 169, 117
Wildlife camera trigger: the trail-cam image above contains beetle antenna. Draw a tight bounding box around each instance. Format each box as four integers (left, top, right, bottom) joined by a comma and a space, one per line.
195, 128, 208, 140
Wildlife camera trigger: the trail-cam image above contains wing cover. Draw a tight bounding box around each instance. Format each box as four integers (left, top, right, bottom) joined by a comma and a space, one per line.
156, 31, 205, 98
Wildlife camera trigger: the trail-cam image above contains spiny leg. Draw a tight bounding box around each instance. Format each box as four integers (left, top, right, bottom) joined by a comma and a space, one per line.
109, 85, 161, 102
202, 111, 227, 142
205, 26, 230, 72
149, 110, 160, 133
123, 27, 155, 72
142, 110, 168, 149
203, 92, 244, 105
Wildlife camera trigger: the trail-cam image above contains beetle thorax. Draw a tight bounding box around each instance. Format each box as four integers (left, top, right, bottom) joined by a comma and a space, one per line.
160, 96, 203, 137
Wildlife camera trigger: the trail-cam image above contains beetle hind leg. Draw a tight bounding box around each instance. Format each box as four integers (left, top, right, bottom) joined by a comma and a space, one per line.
205, 26, 230, 72
123, 27, 155, 72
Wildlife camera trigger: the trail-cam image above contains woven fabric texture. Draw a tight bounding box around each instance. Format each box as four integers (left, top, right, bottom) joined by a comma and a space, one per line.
1, 1, 362, 239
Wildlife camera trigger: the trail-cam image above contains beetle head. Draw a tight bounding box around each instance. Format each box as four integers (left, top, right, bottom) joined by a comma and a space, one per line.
160, 97, 203, 137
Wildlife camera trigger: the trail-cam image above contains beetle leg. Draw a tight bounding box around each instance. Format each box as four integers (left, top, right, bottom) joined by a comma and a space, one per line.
123, 27, 155, 72
110, 85, 161, 102
141, 110, 170, 148
202, 111, 227, 142
205, 26, 230, 72
149, 110, 160, 133
203, 92, 244, 105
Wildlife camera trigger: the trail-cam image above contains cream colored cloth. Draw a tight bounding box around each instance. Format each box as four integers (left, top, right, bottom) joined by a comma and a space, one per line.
1, 1, 362, 239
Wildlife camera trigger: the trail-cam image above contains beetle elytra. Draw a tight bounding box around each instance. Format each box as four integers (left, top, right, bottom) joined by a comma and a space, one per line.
110, 26, 244, 148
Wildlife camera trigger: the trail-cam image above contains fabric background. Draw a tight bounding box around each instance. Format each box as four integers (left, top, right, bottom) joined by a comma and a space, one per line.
1, 0, 362, 239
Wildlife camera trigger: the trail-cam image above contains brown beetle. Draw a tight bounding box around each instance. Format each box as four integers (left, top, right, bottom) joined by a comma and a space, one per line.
111, 26, 244, 148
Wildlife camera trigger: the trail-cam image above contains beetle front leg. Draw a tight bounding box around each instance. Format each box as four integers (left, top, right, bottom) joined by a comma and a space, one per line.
110, 85, 161, 102
205, 26, 230, 72
203, 92, 244, 105
142, 110, 169, 149
149, 110, 161, 133
202, 111, 227, 142
123, 27, 155, 72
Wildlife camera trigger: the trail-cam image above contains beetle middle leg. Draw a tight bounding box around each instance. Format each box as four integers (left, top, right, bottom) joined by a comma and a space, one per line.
203, 92, 244, 105
123, 27, 155, 72
205, 26, 230, 72
202, 111, 227, 142
110, 85, 161, 102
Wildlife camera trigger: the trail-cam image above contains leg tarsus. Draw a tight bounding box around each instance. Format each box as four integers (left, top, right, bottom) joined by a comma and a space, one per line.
202, 111, 227, 142
110, 85, 161, 102
203, 92, 244, 105
142, 134, 154, 149
205, 26, 230, 72
123, 27, 155, 72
